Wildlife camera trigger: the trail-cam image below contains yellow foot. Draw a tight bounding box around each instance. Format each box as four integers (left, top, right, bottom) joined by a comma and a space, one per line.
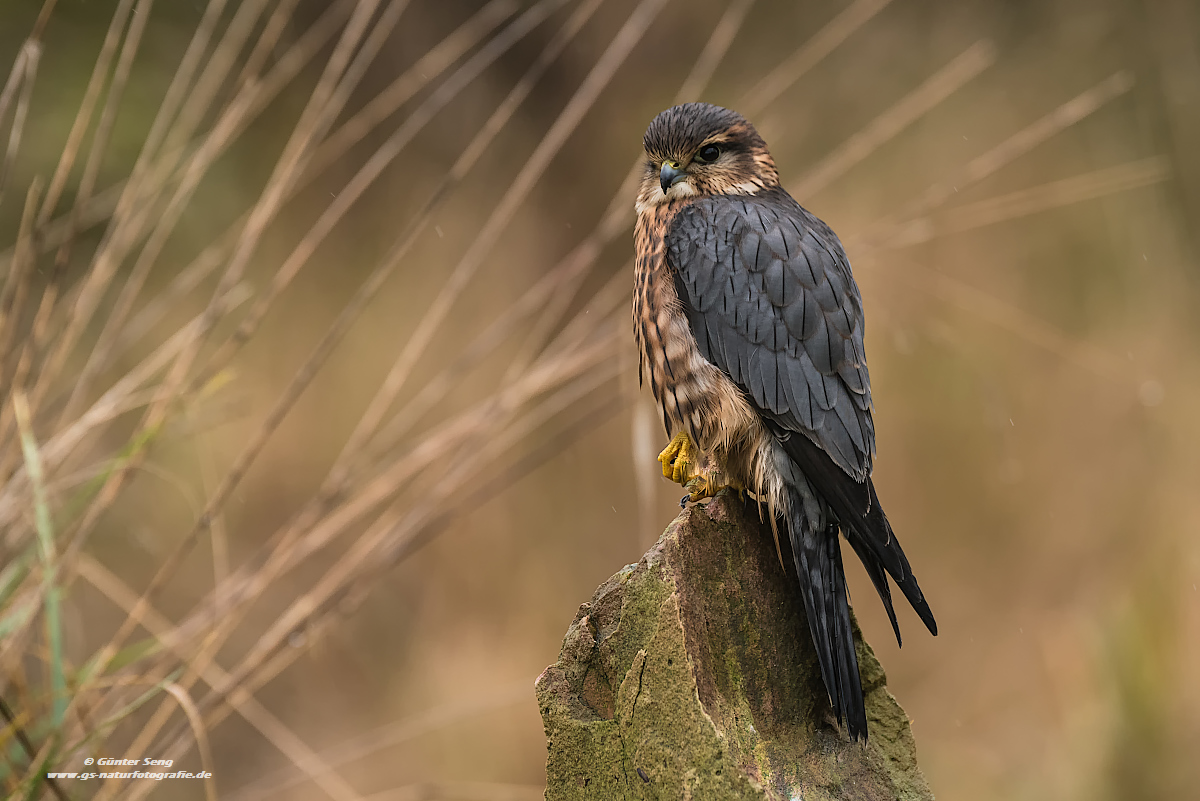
657, 431, 696, 485
681, 474, 746, 507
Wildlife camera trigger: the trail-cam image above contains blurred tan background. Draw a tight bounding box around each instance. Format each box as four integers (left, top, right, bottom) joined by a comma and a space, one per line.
2, 0, 1198, 799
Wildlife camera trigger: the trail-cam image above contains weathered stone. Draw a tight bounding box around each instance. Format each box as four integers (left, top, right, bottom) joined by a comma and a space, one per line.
536, 494, 933, 800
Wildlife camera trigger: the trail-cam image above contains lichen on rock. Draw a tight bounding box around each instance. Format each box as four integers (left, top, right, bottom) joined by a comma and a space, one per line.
536, 494, 934, 800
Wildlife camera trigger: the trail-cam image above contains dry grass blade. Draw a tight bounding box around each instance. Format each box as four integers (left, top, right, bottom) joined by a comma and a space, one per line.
881, 156, 1172, 249
36, 0, 137, 225
105, 0, 232, 219
76, 555, 366, 801
377, 360, 625, 570
0, 180, 41, 385
0, 40, 38, 213
233, 0, 305, 89
0, 46, 28, 156
197, 441, 230, 615
157, 0, 275, 161
304, 0, 519, 180
852, 70, 1135, 249
49, 0, 152, 273
1, 182, 120, 268
29, 0, 60, 40
878, 252, 1131, 383
675, 0, 756, 102
743, 0, 894, 116
222, 682, 534, 801
790, 40, 997, 200
160, 684, 219, 801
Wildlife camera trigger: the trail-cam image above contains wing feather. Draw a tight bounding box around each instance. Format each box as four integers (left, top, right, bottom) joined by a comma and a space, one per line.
666, 188, 874, 479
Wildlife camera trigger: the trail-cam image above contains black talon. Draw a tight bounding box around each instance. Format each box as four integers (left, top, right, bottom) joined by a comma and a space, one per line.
680, 493, 691, 508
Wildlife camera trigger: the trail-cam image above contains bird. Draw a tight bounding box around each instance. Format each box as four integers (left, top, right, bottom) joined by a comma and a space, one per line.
632, 102, 936, 741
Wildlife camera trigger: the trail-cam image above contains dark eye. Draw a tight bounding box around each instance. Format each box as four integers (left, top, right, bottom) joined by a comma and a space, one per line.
694, 144, 721, 163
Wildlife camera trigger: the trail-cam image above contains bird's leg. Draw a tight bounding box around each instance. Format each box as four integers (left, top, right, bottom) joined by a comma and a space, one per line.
657, 431, 696, 485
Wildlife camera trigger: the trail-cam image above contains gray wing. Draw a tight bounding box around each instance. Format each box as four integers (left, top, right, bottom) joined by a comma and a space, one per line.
666, 188, 875, 480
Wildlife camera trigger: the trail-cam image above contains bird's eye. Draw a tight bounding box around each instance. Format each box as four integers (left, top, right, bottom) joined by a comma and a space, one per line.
694, 144, 721, 163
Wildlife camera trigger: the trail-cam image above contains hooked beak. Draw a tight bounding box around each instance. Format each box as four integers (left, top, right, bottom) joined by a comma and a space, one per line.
660, 161, 686, 193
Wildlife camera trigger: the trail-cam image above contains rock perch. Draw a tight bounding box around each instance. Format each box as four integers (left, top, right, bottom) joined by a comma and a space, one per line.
536, 494, 934, 800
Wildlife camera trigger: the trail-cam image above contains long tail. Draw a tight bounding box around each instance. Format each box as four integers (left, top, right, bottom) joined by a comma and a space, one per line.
784, 483, 867, 740
781, 430, 938, 642
778, 430, 938, 741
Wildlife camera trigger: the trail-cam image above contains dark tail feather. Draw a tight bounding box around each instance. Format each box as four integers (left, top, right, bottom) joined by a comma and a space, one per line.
845, 532, 902, 647
859, 479, 937, 637
781, 431, 938, 638
786, 489, 867, 740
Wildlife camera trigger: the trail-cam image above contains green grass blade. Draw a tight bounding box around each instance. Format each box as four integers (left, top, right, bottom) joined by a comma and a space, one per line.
58, 421, 161, 526
13, 392, 66, 729
74, 635, 163, 689
0, 545, 35, 609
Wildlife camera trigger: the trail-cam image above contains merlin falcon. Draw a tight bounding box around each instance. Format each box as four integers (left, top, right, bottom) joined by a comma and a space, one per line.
633, 102, 936, 740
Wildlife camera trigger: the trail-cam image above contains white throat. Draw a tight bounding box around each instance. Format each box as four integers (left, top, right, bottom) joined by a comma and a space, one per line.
635, 180, 697, 216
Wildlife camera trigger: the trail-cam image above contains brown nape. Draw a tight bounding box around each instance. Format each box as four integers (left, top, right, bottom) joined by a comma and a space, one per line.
688, 141, 779, 196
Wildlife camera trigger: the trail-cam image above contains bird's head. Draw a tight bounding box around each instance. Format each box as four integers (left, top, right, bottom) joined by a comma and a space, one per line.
636, 102, 779, 214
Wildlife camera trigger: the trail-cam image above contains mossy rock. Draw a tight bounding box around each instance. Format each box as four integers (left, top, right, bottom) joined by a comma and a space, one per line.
536, 494, 933, 800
